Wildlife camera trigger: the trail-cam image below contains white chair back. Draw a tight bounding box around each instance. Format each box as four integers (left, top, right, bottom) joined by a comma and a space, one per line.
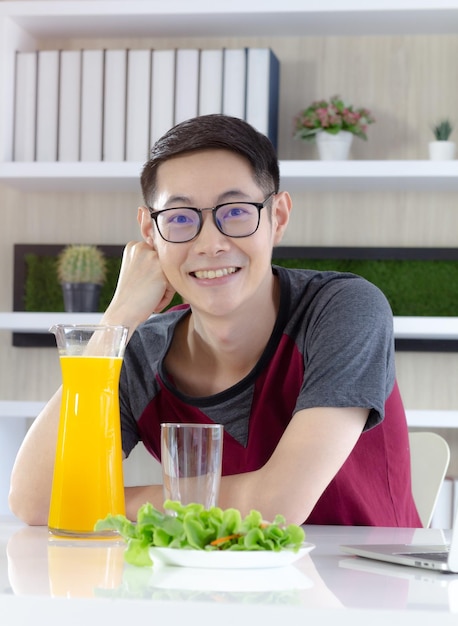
409, 431, 450, 528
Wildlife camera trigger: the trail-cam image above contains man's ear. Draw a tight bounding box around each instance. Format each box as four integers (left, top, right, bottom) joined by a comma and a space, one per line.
137, 206, 155, 246
272, 191, 292, 246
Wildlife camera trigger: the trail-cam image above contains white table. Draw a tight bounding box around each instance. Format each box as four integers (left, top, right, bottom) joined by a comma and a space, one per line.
0, 518, 457, 625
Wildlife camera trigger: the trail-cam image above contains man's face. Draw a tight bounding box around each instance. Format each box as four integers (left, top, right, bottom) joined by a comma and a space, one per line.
144, 149, 289, 318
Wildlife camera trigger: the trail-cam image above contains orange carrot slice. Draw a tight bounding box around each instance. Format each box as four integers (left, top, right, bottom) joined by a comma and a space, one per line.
210, 534, 240, 546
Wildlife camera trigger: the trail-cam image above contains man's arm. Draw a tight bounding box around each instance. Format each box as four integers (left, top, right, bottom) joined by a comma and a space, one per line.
8, 390, 62, 525
221, 406, 368, 525
124, 406, 368, 525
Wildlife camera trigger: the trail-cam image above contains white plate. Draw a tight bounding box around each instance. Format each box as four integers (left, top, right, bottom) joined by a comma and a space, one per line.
148, 542, 314, 569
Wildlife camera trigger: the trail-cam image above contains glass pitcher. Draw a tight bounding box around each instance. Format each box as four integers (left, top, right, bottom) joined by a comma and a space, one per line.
48, 324, 129, 538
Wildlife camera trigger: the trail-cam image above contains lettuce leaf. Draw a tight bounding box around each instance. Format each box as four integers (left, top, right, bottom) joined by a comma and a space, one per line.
95, 500, 306, 567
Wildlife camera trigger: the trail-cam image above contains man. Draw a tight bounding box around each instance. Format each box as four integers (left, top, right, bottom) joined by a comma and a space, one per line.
9, 114, 421, 527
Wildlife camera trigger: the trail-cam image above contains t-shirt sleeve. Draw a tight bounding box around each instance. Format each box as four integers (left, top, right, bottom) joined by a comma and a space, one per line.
119, 363, 141, 458
294, 275, 395, 430
118, 324, 155, 459
118, 311, 179, 458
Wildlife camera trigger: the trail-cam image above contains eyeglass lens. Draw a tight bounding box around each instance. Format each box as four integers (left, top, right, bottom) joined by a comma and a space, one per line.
156, 203, 260, 242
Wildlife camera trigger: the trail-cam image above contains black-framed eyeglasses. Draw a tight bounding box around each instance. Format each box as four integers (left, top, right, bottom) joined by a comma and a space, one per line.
148, 192, 275, 243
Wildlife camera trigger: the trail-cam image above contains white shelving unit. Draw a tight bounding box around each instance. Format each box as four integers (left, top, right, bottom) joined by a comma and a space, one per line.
0, 401, 456, 429
0, 312, 102, 332
0, 312, 456, 340
0, 0, 456, 342
0, 2, 456, 337
280, 160, 458, 193
1, 1, 458, 186
1, 1, 458, 517
0, 1, 455, 330
0, 162, 145, 193
2, 160, 458, 193
2, 1, 458, 39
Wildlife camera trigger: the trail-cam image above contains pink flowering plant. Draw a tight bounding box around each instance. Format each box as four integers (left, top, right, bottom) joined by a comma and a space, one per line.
294, 95, 375, 141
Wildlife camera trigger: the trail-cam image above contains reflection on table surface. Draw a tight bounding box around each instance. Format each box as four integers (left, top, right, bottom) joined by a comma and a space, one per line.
1, 522, 458, 614
4, 525, 339, 607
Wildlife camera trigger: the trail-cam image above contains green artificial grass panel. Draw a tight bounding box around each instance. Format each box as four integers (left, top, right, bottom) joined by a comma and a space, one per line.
24, 254, 63, 312
23, 253, 457, 316
272, 258, 458, 317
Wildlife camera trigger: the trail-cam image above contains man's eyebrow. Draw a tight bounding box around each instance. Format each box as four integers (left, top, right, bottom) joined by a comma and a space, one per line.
216, 189, 251, 203
164, 194, 193, 207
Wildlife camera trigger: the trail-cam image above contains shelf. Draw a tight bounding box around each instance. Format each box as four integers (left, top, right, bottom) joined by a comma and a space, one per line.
0, 401, 456, 429
0, 401, 46, 419
393, 317, 458, 341
280, 161, 458, 192
406, 410, 458, 428
0, 312, 102, 333
0, 312, 456, 340
2, 161, 458, 193
1, 1, 458, 37
0, 162, 145, 193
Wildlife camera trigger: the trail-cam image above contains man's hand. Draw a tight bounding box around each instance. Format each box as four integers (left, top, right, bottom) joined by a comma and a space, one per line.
102, 241, 175, 334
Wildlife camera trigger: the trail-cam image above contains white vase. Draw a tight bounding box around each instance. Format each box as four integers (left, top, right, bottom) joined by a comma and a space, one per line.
315, 130, 354, 161
428, 141, 456, 161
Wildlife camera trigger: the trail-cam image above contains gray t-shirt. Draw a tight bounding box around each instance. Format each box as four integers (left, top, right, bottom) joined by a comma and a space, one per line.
119, 266, 422, 527
119, 265, 395, 456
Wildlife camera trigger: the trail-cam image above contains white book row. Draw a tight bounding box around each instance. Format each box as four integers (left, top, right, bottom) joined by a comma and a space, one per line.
13, 47, 280, 164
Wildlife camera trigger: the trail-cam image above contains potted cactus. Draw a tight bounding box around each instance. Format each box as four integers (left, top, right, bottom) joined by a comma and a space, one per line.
56, 244, 107, 312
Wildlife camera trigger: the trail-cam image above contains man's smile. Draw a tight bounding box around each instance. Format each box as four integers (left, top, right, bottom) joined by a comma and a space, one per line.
191, 267, 240, 280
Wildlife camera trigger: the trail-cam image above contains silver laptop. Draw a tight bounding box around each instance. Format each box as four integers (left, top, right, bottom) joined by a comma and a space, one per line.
340, 507, 458, 573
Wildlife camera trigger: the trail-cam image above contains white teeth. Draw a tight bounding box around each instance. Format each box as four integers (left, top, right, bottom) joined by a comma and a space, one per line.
194, 267, 237, 280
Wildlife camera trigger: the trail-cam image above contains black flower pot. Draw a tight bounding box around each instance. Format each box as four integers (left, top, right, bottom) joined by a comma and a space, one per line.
61, 282, 101, 312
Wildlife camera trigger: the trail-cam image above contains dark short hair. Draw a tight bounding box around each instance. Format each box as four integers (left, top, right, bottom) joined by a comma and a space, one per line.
140, 114, 280, 206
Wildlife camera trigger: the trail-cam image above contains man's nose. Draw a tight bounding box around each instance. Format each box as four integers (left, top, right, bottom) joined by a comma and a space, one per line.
193, 210, 229, 250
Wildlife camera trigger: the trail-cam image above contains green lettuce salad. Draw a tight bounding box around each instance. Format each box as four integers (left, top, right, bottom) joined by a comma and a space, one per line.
95, 500, 306, 567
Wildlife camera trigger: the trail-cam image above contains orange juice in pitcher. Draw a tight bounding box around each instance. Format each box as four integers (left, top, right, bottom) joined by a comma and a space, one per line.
48, 325, 129, 538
